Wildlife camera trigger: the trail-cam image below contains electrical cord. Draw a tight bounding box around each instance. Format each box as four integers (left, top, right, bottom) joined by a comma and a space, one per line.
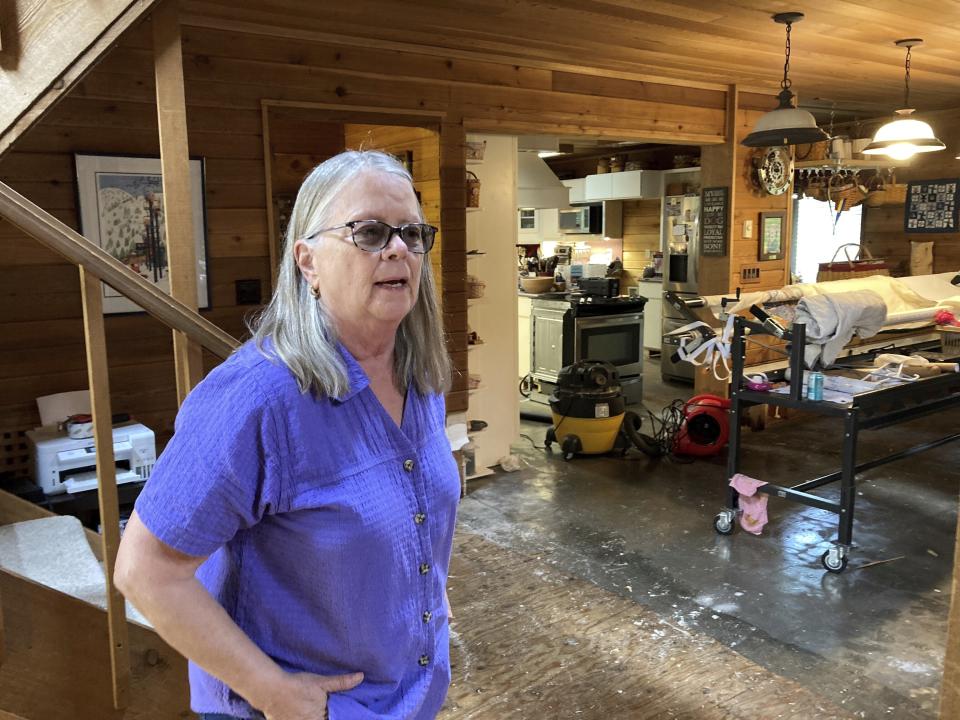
518, 373, 535, 398
520, 433, 546, 449
626, 399, 729, 463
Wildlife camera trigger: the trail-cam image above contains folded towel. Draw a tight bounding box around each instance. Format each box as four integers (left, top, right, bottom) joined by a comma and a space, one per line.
729, 473, 769, 535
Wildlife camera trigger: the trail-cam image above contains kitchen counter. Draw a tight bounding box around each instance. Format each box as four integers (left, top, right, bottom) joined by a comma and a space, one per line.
517, 290, 567, 298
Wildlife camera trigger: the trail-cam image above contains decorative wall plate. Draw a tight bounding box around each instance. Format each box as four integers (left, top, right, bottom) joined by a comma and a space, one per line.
755, 146, 793, 196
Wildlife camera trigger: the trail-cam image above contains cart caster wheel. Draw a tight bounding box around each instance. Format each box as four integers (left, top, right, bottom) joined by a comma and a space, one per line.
821, 548, 848, 573
545, 427, 556, 449
561, 435, 581, 461
714, 512, 735, 535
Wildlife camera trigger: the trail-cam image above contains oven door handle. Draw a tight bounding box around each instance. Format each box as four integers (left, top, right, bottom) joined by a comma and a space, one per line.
574, 313, 643, 328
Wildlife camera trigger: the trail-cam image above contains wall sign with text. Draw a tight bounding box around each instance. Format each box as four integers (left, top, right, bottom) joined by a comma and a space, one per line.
700, 186, 729, 256
905, 179, 960, 233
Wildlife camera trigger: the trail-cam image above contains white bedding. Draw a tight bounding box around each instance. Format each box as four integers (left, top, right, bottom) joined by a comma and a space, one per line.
711, 272, 960, 329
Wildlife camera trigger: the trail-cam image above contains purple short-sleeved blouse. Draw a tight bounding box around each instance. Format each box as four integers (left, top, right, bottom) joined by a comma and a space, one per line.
134, 340, 460, 719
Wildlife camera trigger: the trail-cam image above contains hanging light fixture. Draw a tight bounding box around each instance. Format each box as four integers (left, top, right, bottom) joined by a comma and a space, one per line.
863, 39, 945, 161
742, 12, 829, 148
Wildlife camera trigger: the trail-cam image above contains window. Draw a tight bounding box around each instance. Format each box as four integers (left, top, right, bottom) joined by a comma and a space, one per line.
792, 197, 863, 284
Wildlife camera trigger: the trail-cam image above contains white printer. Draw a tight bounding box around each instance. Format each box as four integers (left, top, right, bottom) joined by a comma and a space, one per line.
27, 422, 156, 495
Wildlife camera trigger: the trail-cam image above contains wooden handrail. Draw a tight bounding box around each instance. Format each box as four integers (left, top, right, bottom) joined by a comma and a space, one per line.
0, 181, 239, 358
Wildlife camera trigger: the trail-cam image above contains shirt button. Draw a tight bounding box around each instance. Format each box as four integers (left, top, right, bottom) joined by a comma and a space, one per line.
422, 610, 432, 623
419, 562, 431, 575
403, 459, 415, 472
419, 654, 430, 667
414, 512, 426, 525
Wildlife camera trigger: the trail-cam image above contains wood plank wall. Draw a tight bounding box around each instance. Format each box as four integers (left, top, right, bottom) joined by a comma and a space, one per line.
726, 108, 793, 292
860, 108, 960, 275
0, 18, 725, 451
621, 199, 661, 287
699, 99, 792, 296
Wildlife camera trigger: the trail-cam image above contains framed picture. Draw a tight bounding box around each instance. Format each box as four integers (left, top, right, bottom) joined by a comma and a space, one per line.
75, 154, 209, 315
904, 179, 960, 233
758, 211, 786, 261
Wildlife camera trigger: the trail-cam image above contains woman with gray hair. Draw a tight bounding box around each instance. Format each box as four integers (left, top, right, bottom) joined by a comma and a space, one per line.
115, 150, 459, 720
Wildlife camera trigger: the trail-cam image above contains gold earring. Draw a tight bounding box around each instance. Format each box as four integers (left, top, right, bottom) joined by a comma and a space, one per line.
310, 285, 321, 299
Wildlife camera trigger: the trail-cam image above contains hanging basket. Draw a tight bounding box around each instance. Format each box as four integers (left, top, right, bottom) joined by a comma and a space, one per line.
826, 173, 868, 211
466, 171, 481, 208
466, 274, 486, 298
865, 171, 907, 207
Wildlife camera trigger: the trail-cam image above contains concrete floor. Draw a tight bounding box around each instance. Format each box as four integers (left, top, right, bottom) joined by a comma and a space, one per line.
458, 359, 960, 719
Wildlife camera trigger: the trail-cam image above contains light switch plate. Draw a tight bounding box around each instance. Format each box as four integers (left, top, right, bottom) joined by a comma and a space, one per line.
743, 220, 754, 238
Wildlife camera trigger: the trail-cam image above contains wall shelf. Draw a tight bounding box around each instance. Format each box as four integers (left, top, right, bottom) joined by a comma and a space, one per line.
794, 159, 897, 171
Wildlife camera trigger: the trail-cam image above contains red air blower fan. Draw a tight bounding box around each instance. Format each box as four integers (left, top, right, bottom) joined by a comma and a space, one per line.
674, 394, 731, 457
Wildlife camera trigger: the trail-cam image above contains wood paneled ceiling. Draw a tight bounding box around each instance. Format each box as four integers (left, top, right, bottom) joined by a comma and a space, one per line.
183, 0, 960, 117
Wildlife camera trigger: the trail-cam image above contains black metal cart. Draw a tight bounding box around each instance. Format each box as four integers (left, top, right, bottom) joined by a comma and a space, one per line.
716, 315, 960, 572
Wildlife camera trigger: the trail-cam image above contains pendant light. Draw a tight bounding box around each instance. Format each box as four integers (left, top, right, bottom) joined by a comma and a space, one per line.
742, 12, 829, 148
862, 39, 945, 161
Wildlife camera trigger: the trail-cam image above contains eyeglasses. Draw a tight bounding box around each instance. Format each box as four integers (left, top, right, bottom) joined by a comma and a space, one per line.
307, 220, 437, 254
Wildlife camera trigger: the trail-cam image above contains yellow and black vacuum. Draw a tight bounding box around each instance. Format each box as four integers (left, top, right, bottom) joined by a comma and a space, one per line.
544, 360, 628, 460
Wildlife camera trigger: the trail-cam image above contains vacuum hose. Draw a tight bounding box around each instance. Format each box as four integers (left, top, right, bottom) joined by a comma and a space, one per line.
622, 411, 664, 457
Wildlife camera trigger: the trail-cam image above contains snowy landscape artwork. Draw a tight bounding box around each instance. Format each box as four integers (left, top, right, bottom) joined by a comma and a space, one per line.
75, 154, 209, 314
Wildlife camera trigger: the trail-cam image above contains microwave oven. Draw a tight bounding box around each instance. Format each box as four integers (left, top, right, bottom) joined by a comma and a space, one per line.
559, 204, 602, 234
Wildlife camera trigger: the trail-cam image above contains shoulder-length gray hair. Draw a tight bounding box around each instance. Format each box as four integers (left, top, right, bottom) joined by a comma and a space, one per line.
250, 150, 451, 398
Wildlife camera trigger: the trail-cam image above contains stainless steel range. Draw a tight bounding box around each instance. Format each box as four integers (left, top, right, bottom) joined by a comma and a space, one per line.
529, 294, 645, 405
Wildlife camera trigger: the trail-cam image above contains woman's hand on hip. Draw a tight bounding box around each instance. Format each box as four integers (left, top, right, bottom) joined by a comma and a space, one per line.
262, 671, 364, 720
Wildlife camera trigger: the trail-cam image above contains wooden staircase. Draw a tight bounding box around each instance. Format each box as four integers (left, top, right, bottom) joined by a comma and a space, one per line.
0, 2, 237, 717
0, 1, 161, 159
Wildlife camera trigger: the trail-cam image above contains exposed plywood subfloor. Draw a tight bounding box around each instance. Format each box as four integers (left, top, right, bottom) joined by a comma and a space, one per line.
443, 532, 853, 720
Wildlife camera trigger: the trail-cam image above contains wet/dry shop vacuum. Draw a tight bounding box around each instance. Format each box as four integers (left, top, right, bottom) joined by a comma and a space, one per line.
543, 360, 729, 461
543, 360, 666, 460
544, 361, 627, 460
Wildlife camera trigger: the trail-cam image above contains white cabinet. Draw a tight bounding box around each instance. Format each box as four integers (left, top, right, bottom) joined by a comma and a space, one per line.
585, 170, 662, 201
517, 208, 560, 242
585, 173, 612, 201
638, 281, 664, 351
517, 296, 532, 378
562, 178, 586, 204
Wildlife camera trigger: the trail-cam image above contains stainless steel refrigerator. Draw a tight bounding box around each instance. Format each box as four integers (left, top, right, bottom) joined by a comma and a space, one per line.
660, 194, 700, 382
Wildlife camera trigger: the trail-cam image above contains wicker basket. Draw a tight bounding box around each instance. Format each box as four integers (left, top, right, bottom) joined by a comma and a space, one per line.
795, 140, 830, 161
885, 183, 908, 204
817, 243, 890, 281
466, 171, 481, 208
466, 274, 486, 299
940, 326, 960, 357
826, 173, 867, 210
865, 171, 907, 207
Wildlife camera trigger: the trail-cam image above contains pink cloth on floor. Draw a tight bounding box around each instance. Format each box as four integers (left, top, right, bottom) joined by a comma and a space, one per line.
729, 473, 769, 535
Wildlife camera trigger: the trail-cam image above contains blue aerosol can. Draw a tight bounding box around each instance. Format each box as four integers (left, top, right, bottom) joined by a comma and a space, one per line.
807, 371, 824, 401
